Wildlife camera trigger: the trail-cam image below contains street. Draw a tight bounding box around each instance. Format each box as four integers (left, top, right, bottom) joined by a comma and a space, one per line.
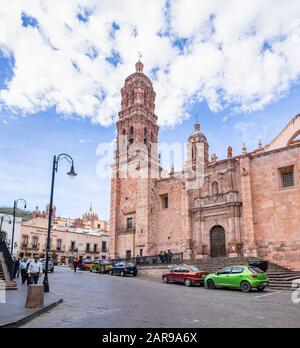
22, 266, 300, 328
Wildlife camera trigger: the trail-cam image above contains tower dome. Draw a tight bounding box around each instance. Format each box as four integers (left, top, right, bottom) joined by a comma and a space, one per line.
83, 203, 98, 221
32, 206, 41, 218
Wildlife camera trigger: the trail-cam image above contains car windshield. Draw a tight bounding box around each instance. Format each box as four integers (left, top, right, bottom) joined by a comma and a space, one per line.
191, 266, 200, 272
249, 267, 264, 274
125, 263, 135, 267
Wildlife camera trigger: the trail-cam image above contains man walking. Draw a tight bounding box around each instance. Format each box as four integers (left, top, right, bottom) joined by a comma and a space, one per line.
167, 250, 173, 264
72, 257, 79, 273
20, 258, 28, 285
28, 255, 43, 285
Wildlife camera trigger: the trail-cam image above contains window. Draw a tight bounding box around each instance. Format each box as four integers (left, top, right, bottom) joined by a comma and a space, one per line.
70, 241, 75, 251
86, 243, 90, 252
127, 217, 133, 229
279, 166, 295, 188
32, 236, 38, 248
160, 194, 169, 209
56, 239, 62, 251
102, 241, 107, 252
126, 250, 132, 258
22, 235, 28, 247
139, 249, 143, 257
94, 244, 98, 253
217, 267, 232, 275
231, 267, 244, 274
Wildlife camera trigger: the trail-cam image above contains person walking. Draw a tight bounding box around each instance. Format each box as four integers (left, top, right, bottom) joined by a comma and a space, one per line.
162, 251, 168, 265
72, 257, 79, 273
159, 251, 164, 264
167, 250, 173, 264
13, 257, 20, 279
20, 258, 28, 284
27, 255, 43, 285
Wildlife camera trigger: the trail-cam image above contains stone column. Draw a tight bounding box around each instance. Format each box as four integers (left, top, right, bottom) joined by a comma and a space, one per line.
240, 156, 257, 257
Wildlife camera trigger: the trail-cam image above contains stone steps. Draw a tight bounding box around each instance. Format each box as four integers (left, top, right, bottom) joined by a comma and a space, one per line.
0, 256, 17, 290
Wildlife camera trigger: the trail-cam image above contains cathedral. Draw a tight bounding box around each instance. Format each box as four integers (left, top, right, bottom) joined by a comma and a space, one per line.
110, 60, 300, 270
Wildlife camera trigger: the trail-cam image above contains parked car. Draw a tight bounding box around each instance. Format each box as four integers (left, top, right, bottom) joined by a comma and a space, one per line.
248, 260, 268, 272
109, 262, 137, 277
90, 260, 100, 273
40, 259, 54, 273
205, 265, 269, 293
162, 264, 209, 287
99, 260, 113, 274
83, 258, 93, 271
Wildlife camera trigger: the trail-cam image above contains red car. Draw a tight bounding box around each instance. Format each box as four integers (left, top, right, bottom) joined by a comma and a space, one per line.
162, 264, 209, 287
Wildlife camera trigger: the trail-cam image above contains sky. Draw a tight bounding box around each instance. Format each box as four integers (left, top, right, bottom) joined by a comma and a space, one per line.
0, 0, 300, 220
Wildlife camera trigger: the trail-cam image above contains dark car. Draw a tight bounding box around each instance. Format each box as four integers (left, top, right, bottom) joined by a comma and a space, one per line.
109, 262, 138, 277
248, 260, 268, 272
40, 259, 54, 273
162, 264, 209, 287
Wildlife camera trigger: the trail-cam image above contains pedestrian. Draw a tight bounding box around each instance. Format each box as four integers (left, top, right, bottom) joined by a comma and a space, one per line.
27, 255, 43, 285
159, 251, 164, 264
162, 251, 168, 265
20, 258, 28, 284
13, 257, 21, 279
136, 254, 140, 265
167, 249, 173, 264
72, 257, 79, 272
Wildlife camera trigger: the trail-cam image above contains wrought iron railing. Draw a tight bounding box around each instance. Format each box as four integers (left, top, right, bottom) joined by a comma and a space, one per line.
0, 241, 15, 280
111, 252, 184, 266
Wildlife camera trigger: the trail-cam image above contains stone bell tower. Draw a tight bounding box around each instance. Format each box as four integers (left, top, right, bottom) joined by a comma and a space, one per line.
110, 59, 160, 258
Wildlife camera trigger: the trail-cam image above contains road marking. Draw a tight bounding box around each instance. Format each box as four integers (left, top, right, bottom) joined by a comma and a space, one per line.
255, 291, 282, 299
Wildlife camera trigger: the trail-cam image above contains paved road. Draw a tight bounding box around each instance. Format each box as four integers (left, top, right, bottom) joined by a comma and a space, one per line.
22, 266, 300, 328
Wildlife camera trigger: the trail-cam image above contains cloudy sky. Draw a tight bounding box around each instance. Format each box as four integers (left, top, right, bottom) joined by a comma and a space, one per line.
0, 0, 300, 219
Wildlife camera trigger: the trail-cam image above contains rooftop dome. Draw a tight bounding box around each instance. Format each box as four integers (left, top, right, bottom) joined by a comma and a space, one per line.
83, 203, 98, 221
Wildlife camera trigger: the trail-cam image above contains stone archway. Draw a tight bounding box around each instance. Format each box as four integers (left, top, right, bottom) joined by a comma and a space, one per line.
210, 225, 226, 258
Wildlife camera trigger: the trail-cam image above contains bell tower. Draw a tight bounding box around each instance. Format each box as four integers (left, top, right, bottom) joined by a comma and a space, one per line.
110, 60, 160, 258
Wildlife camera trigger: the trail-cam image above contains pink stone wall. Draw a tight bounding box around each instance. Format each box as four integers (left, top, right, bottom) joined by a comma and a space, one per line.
250, 145, 300, 270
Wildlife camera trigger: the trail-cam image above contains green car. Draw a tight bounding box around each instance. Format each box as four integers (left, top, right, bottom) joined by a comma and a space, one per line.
205, 265, 269, 293
90, 261, 100, 273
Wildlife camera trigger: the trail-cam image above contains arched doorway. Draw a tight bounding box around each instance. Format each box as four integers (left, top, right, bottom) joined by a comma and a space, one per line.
210, 225, 226, 258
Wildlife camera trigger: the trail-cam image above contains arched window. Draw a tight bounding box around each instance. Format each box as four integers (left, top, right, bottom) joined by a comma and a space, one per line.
144, 127, 147, 145
212, 181, 219, 195
128, 126, 134, 145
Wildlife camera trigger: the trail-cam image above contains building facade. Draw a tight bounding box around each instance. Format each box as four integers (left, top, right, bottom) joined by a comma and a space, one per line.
19, 205, 110, 261
0, 213, 22, 256
110, 60, 300, 270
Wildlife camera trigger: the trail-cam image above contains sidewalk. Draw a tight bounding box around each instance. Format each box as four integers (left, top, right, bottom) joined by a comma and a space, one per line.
0, 278, 63, 328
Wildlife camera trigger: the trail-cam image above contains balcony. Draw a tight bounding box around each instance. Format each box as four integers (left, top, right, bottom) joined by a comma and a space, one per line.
85, 249, 99, 254
117, 227, 136, 235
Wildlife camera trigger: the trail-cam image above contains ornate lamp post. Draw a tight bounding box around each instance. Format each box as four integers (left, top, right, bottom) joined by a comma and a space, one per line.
43, 154, 77, 293
11, 199, 27, 255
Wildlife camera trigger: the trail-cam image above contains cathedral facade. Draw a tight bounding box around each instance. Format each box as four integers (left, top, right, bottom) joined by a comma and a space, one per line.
110, 60, 300, 270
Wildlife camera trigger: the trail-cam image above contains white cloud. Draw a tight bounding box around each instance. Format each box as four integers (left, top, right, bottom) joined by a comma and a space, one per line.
0, 0, 300, 127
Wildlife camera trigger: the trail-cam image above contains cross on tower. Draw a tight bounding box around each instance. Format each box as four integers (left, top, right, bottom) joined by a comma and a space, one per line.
138, 51, 142, 62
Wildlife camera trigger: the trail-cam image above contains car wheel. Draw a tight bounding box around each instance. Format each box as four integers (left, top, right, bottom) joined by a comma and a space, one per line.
184, 278, 192, 287
120, 271, 125, 277
163, 276, 169, 283
257, 286, 266, 292
206, 279, 216, 289
240, 281, 252, 293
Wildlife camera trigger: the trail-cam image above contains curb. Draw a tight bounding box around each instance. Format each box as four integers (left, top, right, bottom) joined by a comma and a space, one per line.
0, 298, 63, 328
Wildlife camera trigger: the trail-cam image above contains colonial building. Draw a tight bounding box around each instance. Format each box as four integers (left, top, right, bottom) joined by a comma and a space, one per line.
110, 60, 300, 270
19, 205, 110, 261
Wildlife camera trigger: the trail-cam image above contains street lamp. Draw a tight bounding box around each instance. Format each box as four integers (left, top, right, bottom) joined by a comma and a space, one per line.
43, 154, 77, 293
11, 199, 27, 255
